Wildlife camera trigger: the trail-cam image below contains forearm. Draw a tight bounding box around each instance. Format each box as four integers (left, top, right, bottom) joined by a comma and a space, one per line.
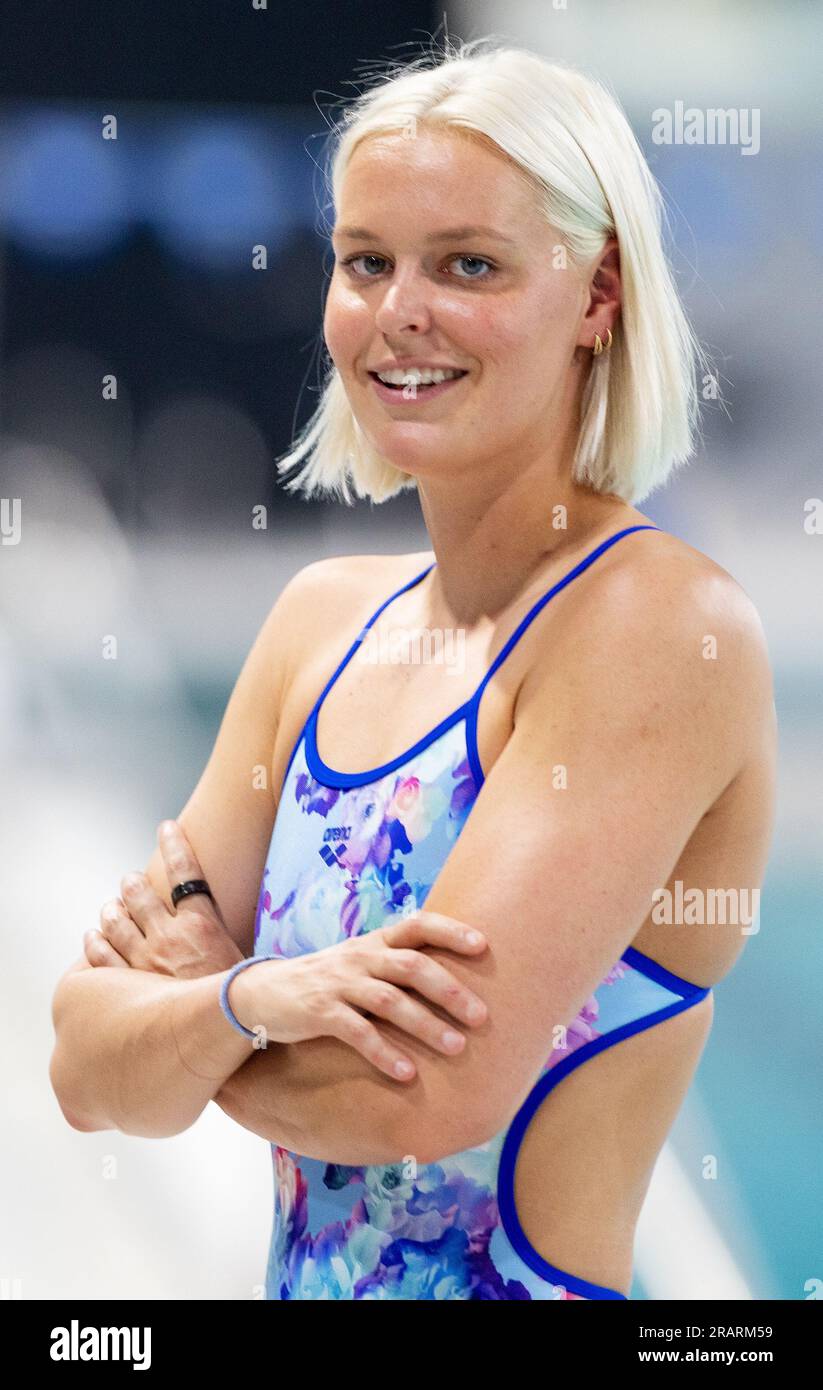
50, 965, 254, 1138
214, 1033, 406, 1165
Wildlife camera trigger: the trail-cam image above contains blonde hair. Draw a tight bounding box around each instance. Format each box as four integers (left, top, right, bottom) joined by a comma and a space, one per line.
276, 36, 713, 506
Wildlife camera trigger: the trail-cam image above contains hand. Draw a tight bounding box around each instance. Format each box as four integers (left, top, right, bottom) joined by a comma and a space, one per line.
230, 911, 489, 1081
84, 820, 244, 979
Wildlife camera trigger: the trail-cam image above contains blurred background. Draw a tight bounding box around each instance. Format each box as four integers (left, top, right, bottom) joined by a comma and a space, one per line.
1, 0, 820, 1301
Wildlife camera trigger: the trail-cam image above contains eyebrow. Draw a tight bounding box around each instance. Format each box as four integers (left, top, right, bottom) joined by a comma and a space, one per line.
332, 224, 518, 246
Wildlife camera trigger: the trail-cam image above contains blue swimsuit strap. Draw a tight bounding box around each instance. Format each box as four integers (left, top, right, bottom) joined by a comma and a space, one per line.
328, 523, 661, 711
296, 524, 662, 785
470, 524, 661, 706
305, 558, 440, 726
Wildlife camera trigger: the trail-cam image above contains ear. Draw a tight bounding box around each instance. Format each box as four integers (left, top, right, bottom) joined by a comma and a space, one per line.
578, 237, 621, 348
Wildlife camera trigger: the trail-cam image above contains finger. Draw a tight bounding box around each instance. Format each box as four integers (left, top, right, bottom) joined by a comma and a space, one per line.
120, 871, 169, 933
374, 948, 487, 1026
345, 976, 467, 1056
99, 896, 145, 958
83, 928, 130, 969
157, 820, 217, 916
382, 911, 488, 956
324, 1005, 417, 1082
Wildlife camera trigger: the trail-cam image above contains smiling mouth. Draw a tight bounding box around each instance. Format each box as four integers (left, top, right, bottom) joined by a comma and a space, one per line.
367, 370, 469, 393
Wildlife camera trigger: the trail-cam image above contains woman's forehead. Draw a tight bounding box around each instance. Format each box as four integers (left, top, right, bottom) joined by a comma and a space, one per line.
342, 125, 521, 188
337, 132, 540, 232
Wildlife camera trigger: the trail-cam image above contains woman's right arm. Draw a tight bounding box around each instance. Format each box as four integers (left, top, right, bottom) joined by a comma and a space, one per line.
49, 959, 255, 1137
49, 556, 491, 1145
48, 559, 319, 1135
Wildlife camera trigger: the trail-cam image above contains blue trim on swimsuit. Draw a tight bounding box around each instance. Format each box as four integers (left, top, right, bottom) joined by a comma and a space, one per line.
302, 525, 661, 790
254, 523, 715, 1301
496, 980, 711, 1300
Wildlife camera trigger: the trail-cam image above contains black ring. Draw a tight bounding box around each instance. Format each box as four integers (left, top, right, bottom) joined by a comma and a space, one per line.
171, 879, 214, 908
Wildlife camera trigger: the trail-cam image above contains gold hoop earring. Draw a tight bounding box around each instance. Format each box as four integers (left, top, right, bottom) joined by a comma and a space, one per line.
593, 328, 613, 357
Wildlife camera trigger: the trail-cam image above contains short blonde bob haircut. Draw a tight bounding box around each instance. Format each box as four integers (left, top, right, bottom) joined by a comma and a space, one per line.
276, 36, 711, 506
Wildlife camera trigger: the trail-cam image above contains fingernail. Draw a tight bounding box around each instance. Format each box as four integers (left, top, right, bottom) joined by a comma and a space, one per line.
394, 1059, 414, 1078
465, 930, 484, 945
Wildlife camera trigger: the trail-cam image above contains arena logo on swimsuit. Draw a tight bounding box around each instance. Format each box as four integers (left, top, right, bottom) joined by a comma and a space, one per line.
320, 824, 352, 867
323, 826, 352, 842
319, 843, 346, 867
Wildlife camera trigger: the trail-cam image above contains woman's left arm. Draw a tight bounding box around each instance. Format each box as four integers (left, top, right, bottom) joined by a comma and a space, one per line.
212, 558, 776, 1166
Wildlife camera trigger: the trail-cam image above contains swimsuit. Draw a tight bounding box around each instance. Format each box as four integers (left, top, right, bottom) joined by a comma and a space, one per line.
252, 524, 713, 1300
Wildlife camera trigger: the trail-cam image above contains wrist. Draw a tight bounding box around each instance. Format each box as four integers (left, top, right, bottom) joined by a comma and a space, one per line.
227, 964, 256, 1032
221, 953, 283, 1044
171, 973, 252, 1082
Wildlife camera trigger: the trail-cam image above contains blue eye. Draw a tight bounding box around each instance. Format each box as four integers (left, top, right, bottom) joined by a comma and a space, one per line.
450, 255, 494, 279
341, 254, 387, 277
339, 253, 495, 281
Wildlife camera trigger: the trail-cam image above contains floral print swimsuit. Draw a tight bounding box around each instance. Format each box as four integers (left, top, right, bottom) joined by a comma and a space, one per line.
252, 525, 712, 1300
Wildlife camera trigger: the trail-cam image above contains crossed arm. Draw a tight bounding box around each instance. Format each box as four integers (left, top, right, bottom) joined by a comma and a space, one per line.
211, 558, 772, 1165
52, 554, 772, 1165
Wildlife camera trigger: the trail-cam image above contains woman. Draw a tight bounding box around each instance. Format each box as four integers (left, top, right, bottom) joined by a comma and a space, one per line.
50, 39, 776, 1300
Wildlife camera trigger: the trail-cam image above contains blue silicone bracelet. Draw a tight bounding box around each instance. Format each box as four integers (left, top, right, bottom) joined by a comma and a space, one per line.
220, 953, 283, 1041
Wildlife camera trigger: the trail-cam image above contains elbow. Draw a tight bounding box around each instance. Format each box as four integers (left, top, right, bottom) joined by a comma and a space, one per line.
49, 1048, 110, 1133
58, 1102, 105, 1133
51, 1082, 187, 1139
50, 1076, 106, 1132
49, 1018, 196, 1142
388, 1096, 499, 1168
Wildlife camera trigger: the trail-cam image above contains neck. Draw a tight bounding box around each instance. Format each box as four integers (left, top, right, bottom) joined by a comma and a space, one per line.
415, 464, 641, 627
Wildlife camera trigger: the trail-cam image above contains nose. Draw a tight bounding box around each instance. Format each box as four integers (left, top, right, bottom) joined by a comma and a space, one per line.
373, 266, 433, 336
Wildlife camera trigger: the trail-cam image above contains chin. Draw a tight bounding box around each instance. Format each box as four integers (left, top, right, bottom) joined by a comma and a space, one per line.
366, 431, 454, 478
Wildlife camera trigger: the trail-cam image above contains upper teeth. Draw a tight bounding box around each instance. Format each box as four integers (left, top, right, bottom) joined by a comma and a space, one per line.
376, 367, 464, 386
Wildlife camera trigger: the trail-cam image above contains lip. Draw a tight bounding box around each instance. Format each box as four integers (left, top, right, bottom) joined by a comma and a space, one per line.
369, 360, 468, 374
367, 370, 469, 405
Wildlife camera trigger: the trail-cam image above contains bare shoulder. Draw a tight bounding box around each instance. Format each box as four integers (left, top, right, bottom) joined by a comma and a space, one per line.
282, 548, 433, 593
604, 528, 774, 693
554, 526, 771, 679
527, 524, 776, 789
274, 550, 435, 666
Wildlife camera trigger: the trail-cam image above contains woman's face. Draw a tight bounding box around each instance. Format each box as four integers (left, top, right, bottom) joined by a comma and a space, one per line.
325, 124, 598, 482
